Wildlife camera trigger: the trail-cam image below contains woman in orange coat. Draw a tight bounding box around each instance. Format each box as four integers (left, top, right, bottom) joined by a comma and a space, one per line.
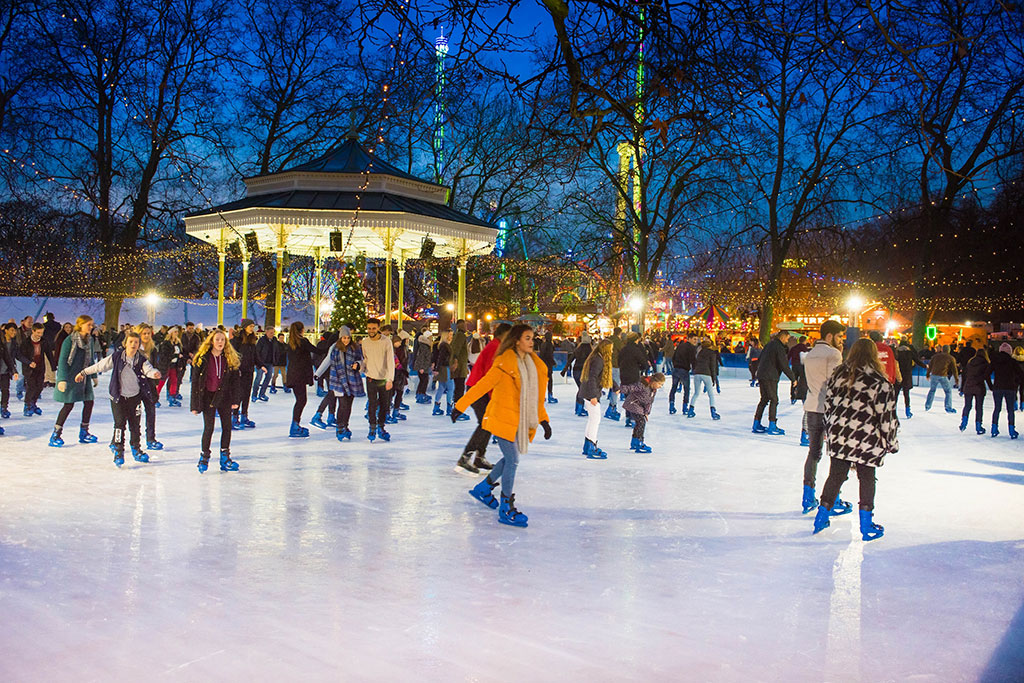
453, 324, 552, 527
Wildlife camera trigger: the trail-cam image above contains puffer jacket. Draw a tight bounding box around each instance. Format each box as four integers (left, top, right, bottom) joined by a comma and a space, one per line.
578, 352, 609, 402
454, 349, 549, 444
824, 364, 899, 468
990, 351, 1024, 391
692, 345, 718, 379
961, 355, 993, 395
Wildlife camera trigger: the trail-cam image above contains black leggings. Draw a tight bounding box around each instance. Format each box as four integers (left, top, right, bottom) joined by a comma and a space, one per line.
317, 392, 336, 415
820, 456, 876, 511
201, 406, 233, 454
234, 370, 254, 418
393, 376, 407, 410
335, 395, 354, 428
463, 394, 492, 457
962, 393, 984, 422
292, 384, 307, 423
901, 386, 911, 407
110, 395, 143, 451
140, 391, 157, 441
56, 400, 94, 429
416, 371, 429, 395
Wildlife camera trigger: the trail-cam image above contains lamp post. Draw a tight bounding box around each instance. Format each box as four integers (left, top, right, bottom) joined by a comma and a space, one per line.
846, 294, 865, 351
145, 291, 159, 327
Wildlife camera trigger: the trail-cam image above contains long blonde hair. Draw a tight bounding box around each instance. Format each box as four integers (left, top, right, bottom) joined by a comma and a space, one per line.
73, 315, 93, 335
133, 323, 155, 358
582, 339, 613, 388
288, 321, 305, 350
844, 338, 885, 386
194, 329, 241, 370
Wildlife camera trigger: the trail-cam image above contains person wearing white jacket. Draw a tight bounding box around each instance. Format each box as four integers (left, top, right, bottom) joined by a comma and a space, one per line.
800, 320, 850, 515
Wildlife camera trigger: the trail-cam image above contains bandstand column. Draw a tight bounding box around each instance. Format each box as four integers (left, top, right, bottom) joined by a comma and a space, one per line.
314, 247, 323, 337
241, 257, 250, 319
384, 252, 393, 327
457, 256, 468, 321
217, 249, 226, 327
397, 252, 406, 331
275, 246, 284, 329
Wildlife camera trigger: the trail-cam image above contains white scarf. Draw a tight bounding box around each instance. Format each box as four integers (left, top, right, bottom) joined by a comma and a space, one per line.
516, 353, 539, 454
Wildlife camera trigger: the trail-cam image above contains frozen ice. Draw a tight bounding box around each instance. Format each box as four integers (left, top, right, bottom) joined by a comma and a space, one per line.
1, 374, 1022, 681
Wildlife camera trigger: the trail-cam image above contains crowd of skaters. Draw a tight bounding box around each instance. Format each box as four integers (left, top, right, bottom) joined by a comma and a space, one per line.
2, 310, 1022, 533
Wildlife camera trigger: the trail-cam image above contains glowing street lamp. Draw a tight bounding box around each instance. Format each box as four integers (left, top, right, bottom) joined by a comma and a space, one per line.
846, 293, 864, 328
144, 291, 159, 325
445, 302, 455, 312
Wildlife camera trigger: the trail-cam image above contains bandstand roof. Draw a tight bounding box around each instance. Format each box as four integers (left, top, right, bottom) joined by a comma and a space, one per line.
184, 138, 497, 260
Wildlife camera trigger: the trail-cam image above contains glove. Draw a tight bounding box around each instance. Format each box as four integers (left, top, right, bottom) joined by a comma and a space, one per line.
541, 420, 552, 440
450, 408, 462, 423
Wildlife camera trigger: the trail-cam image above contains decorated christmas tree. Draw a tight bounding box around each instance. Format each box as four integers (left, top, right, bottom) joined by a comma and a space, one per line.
330, 266, 368, 334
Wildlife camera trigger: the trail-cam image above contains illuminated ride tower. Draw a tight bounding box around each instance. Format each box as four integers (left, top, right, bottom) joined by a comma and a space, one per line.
616, 5, 646, 326
434, 30, 448, 184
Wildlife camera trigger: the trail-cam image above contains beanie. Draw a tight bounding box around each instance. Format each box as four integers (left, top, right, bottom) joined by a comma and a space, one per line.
999, 342, 1012, 354
338, 325, 352, 337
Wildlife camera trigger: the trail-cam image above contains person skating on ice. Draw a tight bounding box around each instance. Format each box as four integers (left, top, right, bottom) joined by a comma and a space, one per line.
813, 338, 899, 541
924, 344, 959, 413
689, 339, 721, 421
431, 330, 455, 416
50, 315, 101, 447
989, 343, 1023, 438
578, 338, 615, 459
622, 372, 665, 453
799, 320, 853, 515
452, 324, 552, 528
285, 321, 319, 438
313, 326, 363, 441
76, 331, 161, 468
253, 326, 276, 402
669, 332, 697, 415
895, 340, 927, 419
189, 329, 242, 473
618, 332, 651, 428
155, 326, 185, 407
230, 319, 259, 430
134, 324, 164, 450
751, 330, 795, 435
960, 347, 992, 434
0, 323, 18, 430
455, 322, 511, 475
360, 318, 396, 442
571, 333, 592, 417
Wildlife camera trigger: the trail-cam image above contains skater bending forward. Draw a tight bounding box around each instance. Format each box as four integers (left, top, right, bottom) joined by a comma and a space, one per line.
813, 338, 899, 541
452, 324, 552, 527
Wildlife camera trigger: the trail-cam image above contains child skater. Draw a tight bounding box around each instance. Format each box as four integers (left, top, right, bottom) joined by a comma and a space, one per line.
314, 326, 364, 441
190, 329, 242, 473
76, 330, 161, 467
622, 372, 666, 453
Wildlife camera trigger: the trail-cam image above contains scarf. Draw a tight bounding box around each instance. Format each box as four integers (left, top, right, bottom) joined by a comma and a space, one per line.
66, 331, 91, 367
516, 353, 540, 454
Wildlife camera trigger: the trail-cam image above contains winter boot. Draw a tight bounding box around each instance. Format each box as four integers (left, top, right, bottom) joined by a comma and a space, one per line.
376, 425, 391, 442
147, 439, 163, 450
469, 477, 499, 509
131, 446, 149, 463
801, 485, 818, 514
48, 427, 64, 448
752, 419, 767, 434
432, 402, 444, 416
859, 509, 884, 541
710, 407, 721, 421
812, 505, 831, 534
498, 493, 528, 527
456, 452, 480, 474
310, 412, 328, 429
766, 421, 785, 436
800, 430, 810, 447
959, 415, 969, 431
219, 448, 239, 472
991, 424, 999, 438
669, 400, 677, 415
326, 413, 337, 427
241, 414, 255, 429
289, 421, 309, 438
1009, 425, 1019, 440
79, 425, 98, 444
473, 453, 493, 470
975, 422, 985, 435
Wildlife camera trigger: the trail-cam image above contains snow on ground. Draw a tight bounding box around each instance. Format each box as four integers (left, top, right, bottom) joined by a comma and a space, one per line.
0, 374, 1022, 682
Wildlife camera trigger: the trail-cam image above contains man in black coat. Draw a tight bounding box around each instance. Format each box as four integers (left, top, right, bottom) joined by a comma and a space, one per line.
539, 330, 557, 403
753, 330, 795, 435
670, 332, 698, 414
618, 333, 650, 388
253, 326, 276, 401
18, 323, 54, 416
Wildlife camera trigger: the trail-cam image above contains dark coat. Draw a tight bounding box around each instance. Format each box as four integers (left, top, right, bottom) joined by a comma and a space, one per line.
756, 338, 795, 384
181, 331, 201, 359
572, 343, 591, 375
18, 336, 55, 377
450, 330, 469, 378
189, 352, 241, 412
618, 341, 649, 386
272, 338, 288, 366
285, 338, 319, 387
155, 339, 183, 374
672, 341, 696, 372
231, 335, 258, 374
896, 346, 927, 390
578, 353, 606, 402
256, 335, 275, 367
0, 338, 15, 376
433, 341, 452, 384
961, 356, 993, 395
990, 351, 1024, 391
693, 346, 719, 379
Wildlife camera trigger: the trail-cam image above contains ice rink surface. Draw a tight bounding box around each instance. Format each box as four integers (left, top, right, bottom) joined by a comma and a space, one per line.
1, 374, 1022, 681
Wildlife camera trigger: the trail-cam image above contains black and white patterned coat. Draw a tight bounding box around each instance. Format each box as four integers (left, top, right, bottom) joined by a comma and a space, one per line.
823, 364, 900, 467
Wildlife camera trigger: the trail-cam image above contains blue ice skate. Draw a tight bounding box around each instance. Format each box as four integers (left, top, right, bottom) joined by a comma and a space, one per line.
310, 412, 328, 429
241, 414, 255, 429
48, 428, 64, 447
147, 440, 163, 450
469, 478, 499, 509
800, 430, 810, 447
859, 509, 884, 541
766, 421, 785, 436
801, 485, 818, 514
711, 407, 721, 421
219, 449, 239, 471
752, 419, 767, 434
812, 505, 831, 534
376, 426, 391, 442
197, 452, 210, 473
131, 446, 149, 463
498, 493, 528, 527
289, 421, 309, 438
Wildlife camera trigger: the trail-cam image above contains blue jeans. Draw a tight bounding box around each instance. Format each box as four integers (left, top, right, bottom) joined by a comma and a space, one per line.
609, 368, 620, 406
692, 374, 716, 408
670, 368, 690, 406
925, 376, 953, 411
488, 437, 519, 496
434, 377, 455, 404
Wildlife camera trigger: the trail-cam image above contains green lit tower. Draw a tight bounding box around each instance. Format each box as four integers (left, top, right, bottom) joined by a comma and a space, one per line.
434, 30, 448, 184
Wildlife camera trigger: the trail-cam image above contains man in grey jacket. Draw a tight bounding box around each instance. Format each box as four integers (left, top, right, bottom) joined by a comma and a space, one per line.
800, 320, 852, 515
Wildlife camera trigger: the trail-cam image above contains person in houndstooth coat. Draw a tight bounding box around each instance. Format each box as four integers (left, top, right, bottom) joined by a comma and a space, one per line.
813, 338, 900, 541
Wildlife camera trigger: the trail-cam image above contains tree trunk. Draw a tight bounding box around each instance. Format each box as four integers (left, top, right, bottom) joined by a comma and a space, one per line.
911, 308, 930, 349
758, 252, 784, 344
104, 297, 123, 329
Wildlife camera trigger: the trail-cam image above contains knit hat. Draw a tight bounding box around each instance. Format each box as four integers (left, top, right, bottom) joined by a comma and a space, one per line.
580, 332, 592, 344
421, 331, 432, 342
999, 342, 1012, 354
338, 325, 352, 337
398, 330, 411, 341
241, 318, 255, 329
